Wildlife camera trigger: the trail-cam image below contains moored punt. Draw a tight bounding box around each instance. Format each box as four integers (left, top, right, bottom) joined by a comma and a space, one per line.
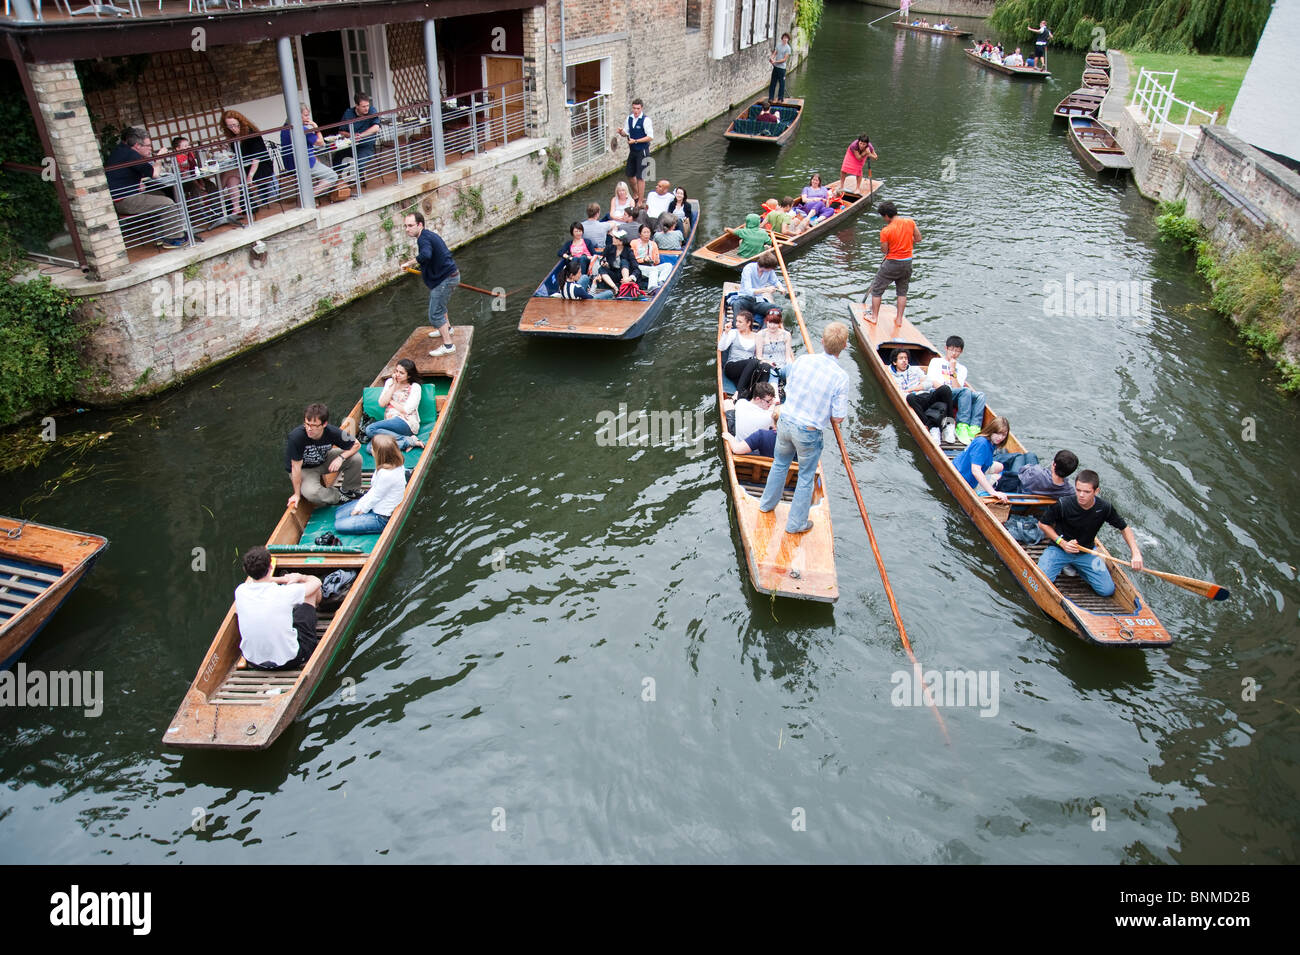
1085, 51, 1111, 72
691, 178, 882, 271
847, 303, 1171, 647
518, 200, 699, 339
719, 284, 837, 602
1055, 87, 1105, 120
893, 22, 972, 38
964, 47, 1050, 78
1082, 68, 1111, 91
723, 98, 804, 146
1068, 116, 1133, 173
0, 518, 108, 671
164, 326, 473, 750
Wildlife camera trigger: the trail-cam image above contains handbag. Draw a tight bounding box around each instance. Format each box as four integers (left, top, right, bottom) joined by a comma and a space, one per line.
616, 280, 642, 299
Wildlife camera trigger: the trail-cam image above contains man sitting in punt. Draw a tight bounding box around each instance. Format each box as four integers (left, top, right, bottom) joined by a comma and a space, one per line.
1013, 449, 1078, 499
1004, 48, 1025, 67
1035, 470, 1144, 597
925, 336, 985, 445
756, 102, 780, 125
234, 546, 322, 671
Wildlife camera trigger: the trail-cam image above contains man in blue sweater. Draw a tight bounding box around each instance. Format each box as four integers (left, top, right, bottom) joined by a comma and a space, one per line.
403, 211, 460, 355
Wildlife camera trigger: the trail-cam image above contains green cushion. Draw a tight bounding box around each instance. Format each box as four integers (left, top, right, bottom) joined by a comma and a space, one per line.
362, 387, 385, 420
416, 382, 440, 427
298, 504, 380, 554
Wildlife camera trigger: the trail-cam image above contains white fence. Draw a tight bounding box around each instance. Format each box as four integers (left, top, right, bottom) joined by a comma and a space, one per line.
568, 94, 609, 169
1130, 68, 1221, 156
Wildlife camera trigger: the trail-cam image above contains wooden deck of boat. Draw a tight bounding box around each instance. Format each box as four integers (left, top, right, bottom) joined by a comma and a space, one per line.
1055, 89, 1105, 119
0, 518, 108, 670
718, 284, 837, 602
163, 326, 473, 750
1069, 117, 1133, 172
964, 48, 1050, 78
692, 178, 883, 271
847, 303, 1170, 647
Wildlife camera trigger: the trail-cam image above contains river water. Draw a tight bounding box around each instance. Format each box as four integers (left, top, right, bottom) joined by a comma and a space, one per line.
3, 4, 1297, 864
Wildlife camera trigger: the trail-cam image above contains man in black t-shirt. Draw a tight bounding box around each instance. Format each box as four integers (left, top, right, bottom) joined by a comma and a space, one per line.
285, 402, 364, 509
105, 126, 187, 247
1035, 469, 1143, 596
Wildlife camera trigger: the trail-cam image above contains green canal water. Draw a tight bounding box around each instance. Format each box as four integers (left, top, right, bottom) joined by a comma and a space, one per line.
2, 4, 1297, 863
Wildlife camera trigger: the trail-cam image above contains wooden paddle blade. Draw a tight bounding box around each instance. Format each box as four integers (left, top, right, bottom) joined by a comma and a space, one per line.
1145, 568, 1230, 601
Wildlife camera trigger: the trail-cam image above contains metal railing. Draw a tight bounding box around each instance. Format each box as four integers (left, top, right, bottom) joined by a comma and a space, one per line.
1130, 67, 1221, 156
568, 93, 609, 169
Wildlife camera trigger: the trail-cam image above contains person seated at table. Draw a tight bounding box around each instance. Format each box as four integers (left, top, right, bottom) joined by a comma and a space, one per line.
732, 212, 774, 259
166, 135, 215, 218
632, 223, 674, 290
333, 434, 407, 535
340, 92, 383, 177
668, 186, 694, 235
280, 104, 338, 197
219, 110, 274, 221
653, 213, 685, 251
364, 358, 426, 451
558, 259, 594, 299
756, 101, 780, 124
104, 126, 188, 248
581, 202, 611, 249
594, 227, 642, 296
558, 221, 597, 275
756, 306, 795, 387
1004, 47, 1025, 67
643, 179, 674, 223
609, 181, 636, 223
954, 416, 1010, 502
890, 349, 954, 443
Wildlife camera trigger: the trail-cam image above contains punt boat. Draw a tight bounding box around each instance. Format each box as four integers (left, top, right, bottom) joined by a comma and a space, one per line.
848, 303, 1171, 647
964, 47, 1050, 78
518, 200, 699, 339
0, 518, 108, 670
164, 326, 473, 750
1067, 116, 1133, 174
691, 179, 882, 271
717, 283, 837, 602
723, 98, 804, 146
893, 22, 972, 38
1085, 51, 1111, 73
1082, 68, 1111, 91
1055, 87, 1105, 120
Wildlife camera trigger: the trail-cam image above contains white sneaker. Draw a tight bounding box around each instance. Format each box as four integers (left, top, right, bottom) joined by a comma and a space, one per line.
1062, 564, 1079, 577
429, 344, 455, 356
929, 426, 941, 444
941, 418, 956, 444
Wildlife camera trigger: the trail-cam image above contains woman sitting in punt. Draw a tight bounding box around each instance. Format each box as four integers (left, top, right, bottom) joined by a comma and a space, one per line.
653, 213, 685, 251
795, 173, 837, 222
720, 308, 770, 399
756, 305, 795, 387
558, 221, 597, 275
364, 358, 425, 451
609, 181, 637, 223
334, 434, 406, 535
558, 259, 594, 300
668, 186, 694, 235
593, 227, 642, 297
954, 415, 1011, 503
631, 224, 671, 290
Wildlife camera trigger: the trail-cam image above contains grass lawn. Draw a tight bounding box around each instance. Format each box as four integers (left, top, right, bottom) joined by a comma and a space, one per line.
1124, 52, 1251, 124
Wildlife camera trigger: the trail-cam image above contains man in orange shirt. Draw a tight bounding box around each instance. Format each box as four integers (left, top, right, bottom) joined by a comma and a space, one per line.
868, 201, 922, 329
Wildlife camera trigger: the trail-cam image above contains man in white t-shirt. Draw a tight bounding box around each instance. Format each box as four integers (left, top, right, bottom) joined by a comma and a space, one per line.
731, 381, 779, 437
925, 334, 986, 445
234, 546, 323, 670
643, 179, 674, 223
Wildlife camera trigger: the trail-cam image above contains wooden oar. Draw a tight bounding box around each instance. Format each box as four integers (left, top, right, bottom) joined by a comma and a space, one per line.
770, 239, 949, 744
1075, 545, 1231, 601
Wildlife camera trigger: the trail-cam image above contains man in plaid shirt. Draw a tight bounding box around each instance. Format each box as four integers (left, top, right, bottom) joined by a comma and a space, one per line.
758, 322, 850, 533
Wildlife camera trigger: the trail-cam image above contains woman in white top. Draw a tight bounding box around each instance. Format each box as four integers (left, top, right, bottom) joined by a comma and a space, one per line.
632, 224, 671, 289
755, 305, 795, 386
719, 307, 759, 397
364, 358, 425, 450
334, 434, 406, 534
609, 181, 636, 222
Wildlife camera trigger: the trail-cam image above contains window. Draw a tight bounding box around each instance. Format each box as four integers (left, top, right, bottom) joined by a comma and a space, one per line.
686, 0, 701, 30
711, 0, 736, 59
740, 0, 753, 48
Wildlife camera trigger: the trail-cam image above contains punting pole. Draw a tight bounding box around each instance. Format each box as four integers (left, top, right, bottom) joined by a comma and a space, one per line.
770, 239, 951, 744
867, 7, 902, 28
403, 266, 528, 299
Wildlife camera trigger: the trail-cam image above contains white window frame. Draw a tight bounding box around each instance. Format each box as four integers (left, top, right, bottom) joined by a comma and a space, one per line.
740, 0, 754, 49
565, 56, 612, 104
711, 0, 736, 59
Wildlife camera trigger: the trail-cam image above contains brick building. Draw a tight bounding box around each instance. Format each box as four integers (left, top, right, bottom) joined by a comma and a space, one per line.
0, 0, 796, 398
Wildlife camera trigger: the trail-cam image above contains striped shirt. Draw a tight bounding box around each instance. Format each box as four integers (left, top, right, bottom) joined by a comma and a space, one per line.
782, 352, 848, 429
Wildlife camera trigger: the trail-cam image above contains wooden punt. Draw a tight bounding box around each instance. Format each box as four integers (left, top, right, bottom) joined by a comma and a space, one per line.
164, 326, 473, 750
1068, 116, 1133, 173
691, 178, 883, 271
1082, 68, 1111, 90
518, 200, 699, 339
0, 518, 107, 670
1085, 51, 1111, 73
719, 284, 837, 601
847, 303, 1171, 647
893, 22, 972, 38
964, 47, 1050, 78
723, 98, 804, 146
1055, 87, 1105, 120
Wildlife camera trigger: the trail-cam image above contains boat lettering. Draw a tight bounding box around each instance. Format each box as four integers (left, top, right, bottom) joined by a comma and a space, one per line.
1122, 618, 1158, 628
1020, 568, 1040, 592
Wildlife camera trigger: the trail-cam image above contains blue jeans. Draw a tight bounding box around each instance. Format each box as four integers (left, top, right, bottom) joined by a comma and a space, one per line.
366, 417, 417, 449
427, 271, 459, 326
1037, 545, 1115, 597
994, 450, 1038, 474
758, 417, 823, 532
952, 386, 986, 427
768, 66, 787, 102
333, 501, 390, 535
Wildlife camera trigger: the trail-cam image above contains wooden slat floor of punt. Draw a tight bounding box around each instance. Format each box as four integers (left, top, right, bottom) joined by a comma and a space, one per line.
212, 609, 336, 703
0, 559, 60, 583
1021, 543, 1126, 613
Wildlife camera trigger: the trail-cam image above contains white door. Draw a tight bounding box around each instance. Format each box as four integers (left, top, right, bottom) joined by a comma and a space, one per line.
343, 28, 375, 102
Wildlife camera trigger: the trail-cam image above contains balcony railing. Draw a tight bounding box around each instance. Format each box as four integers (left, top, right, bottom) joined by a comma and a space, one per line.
568, 93, 609, 170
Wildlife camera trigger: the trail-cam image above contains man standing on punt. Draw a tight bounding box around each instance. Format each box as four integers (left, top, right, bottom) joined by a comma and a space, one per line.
403, 211, 459, 357
758, 322, 850, 535
867, 201, 922, 330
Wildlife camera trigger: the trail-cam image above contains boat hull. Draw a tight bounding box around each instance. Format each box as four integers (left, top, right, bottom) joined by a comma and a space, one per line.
894, 22, 972, 38
1068, 116, 1133, 173
964, 48, 1050, 78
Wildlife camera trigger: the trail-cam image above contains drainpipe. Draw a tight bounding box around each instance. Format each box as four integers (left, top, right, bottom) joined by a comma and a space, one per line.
277, 37, 315, 210
560, 0, 567, 103
424, 19, 447, 172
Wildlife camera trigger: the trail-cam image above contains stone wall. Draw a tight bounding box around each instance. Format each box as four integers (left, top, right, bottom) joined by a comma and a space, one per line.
854, 0, 996, 19
1192, 126, 1300, 245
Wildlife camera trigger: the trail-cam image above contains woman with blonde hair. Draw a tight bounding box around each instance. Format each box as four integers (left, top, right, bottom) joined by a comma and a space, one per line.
333, 433, 406, 535
219, 109, 274, 222
609, 181, 636, 222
